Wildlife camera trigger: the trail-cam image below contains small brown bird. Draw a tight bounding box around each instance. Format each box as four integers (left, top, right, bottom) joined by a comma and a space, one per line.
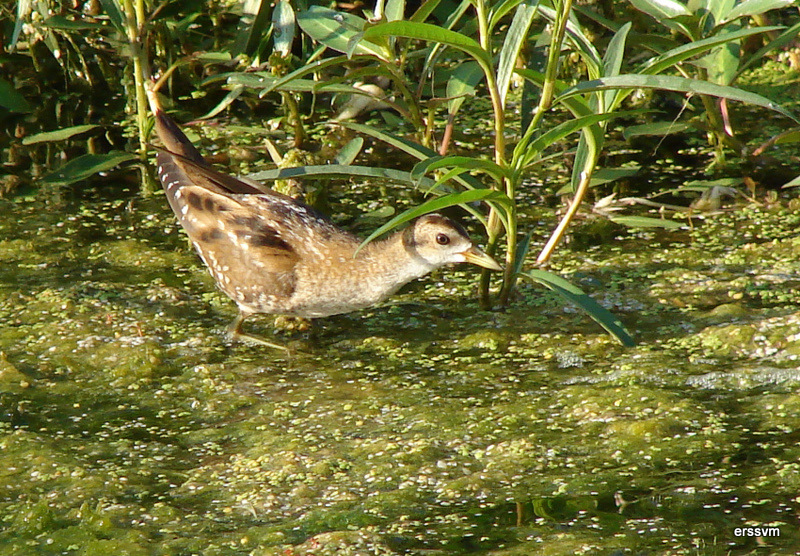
150, 106, 501, 347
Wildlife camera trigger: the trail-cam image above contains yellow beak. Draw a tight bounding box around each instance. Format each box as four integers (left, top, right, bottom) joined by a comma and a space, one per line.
461, 246, 503, 271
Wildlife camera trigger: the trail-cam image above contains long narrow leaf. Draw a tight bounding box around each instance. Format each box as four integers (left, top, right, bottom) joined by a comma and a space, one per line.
22, 124, 99, 145
517, 112, 630, 169
446, 61, 484, 118
233, 0, 274, 56
272, 0, 295, 56
410, 0, 443, 22
362, 20, 491, 66
358, 189, 513, 251
601, 22, 630, 110
733, 21, 800, 80
489, 0, 526, 32
340, 122, 487, 190
724, 0, 794, 23
557, 75, 799, 123
629, 0, 691, 21
609, 215, 683, 228
521, 270, 636, 346
334, 138, 364, 165
41, 152, 138, 186
247, 164, 438, 189
538, 5, 601, 78
232, 55, 385, 97
297, 7, 388, 58
385, 0, 406, 21
640, 26, 784, 76
413, 155, 508, 183
497, 0, 539, 109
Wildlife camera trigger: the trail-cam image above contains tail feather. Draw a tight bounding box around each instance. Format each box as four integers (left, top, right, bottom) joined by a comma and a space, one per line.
146, 77, 281, 199
146, 84, 205, 164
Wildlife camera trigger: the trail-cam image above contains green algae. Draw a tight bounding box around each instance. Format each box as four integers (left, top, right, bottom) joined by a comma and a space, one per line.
3, 193, 800, 555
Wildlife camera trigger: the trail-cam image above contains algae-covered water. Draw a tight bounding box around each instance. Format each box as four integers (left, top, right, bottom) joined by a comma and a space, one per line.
2, 189, 800, 555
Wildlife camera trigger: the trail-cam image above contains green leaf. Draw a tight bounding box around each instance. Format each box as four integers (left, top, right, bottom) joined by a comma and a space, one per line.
629, 0, 694, 38
41, 152, 138, 186
510, 231, 533, 280
629, 0, 691, 21
409, 0, 442, 22
199, 85, 244, 120
538, 5, 602, 78
239, 56, 393, 99
426, 166, 476, 194
520, 270, 636, 346
782, 175, 800, 188
226, 72, 375, 95
22, 125, 99, 145
734, 22, 800, 80
603, 22, 630, 78
622, 121, 690, 140
194, 52, 233, 63
519, 112, 624, 167
497, 0, 538, 109
246, 164, 438, 189
609, 215, 684, 228
772, 129, 800, 145
600, 22, 630, 110
334, 138, 364, 165
358, 188, 512, 251
489, 0, 526, 32
385, 0, 406, 22
42, 15, 106, 30
98, 0, 125, 32
412, 156, 508, 183
341, 122, 435, 160
362, 20, 491, 66
640, 26, 784, 76
0, 78, 31, 113
590, 166, 641, 186
557, 74, 799, 123
446, 61, 484, 117
297, 7, 388, 58
340, 122, 486, 190
724, 0, 794, 23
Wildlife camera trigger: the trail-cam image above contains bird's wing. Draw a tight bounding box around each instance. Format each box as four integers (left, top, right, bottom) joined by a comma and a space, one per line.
171, 183, 300, 301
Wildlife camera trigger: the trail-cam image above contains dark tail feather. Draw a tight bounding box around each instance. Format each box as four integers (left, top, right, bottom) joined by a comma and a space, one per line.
152, 108, 205, 165
146, 83, 204, 164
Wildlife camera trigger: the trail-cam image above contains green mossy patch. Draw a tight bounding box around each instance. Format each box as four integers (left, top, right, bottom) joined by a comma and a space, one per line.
4, 169, 800, 555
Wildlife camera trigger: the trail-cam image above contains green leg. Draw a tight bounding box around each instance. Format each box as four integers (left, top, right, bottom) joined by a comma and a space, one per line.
226, 310, 291, 352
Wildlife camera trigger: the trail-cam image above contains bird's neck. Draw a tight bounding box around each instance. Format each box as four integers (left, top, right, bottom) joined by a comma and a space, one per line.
354, 229, 436, 298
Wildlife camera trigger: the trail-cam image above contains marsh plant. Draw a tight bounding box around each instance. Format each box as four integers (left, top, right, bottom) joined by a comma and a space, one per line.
232, 0, 796, 344
5, 0, 798, 345
626, 0, 799, 166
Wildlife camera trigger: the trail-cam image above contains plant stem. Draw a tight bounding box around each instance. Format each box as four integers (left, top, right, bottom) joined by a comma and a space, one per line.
494, 0, 574, 301
475, 0, 511, 307
536, 170, 590, 264
122, 0, 155, 192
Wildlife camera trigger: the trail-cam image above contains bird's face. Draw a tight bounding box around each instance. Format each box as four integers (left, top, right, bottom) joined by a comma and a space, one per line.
406, 214, 502, 271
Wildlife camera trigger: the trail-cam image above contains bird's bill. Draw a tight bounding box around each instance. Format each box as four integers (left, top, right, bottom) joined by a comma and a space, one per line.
461, 246, 503, 271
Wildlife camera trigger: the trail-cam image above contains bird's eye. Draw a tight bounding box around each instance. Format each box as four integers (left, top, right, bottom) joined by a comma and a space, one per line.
436, 233, 450, 245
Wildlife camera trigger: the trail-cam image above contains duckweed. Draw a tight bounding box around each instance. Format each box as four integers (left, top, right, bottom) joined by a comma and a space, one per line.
2, 192, 800, 554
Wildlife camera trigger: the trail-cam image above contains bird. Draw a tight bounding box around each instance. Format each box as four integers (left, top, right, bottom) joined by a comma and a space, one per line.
148, 100, 502, 348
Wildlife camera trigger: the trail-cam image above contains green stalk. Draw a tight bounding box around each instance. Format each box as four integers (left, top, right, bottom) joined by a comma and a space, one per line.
496, 0, 572, 303
121, 0, 154, 192
474, 0, 512, 308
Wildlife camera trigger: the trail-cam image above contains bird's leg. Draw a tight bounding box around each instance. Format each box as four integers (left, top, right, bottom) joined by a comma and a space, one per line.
226, 310, 291, 352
